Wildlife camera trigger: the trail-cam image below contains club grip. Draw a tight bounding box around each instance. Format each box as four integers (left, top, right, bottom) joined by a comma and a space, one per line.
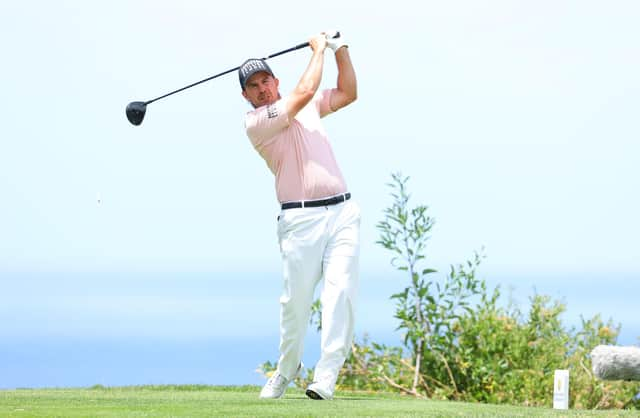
301, 31, 341, 47
298, 31, 342, 48
266, 32, 341, 59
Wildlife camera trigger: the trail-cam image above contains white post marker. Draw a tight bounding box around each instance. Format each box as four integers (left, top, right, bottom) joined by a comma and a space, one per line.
553, 369, 569, 410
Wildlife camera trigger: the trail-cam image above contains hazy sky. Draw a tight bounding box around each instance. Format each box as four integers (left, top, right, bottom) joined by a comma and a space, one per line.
1, 1, 639, 345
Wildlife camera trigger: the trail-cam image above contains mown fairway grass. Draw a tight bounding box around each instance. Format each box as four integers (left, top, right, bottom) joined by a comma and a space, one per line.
0, 385, 636, 417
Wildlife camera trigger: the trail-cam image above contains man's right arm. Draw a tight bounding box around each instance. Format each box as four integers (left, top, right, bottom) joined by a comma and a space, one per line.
285, 34, 327, 119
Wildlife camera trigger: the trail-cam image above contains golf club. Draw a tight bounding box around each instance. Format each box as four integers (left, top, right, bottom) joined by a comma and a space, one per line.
126, 32, 340, 126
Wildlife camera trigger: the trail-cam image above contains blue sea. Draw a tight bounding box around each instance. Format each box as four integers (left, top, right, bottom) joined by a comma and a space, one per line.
0, 271, 638, 389
1, 336, 284, 388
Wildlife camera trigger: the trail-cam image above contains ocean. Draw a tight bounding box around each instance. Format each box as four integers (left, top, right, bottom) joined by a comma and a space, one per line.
1, 336, 284, 389
0, 271, 638, 389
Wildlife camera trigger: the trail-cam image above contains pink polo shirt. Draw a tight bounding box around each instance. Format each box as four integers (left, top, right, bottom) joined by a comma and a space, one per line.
245, 89, 347, 203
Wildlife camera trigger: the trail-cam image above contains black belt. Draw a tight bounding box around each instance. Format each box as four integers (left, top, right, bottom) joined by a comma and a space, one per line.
281, 193, 351, 210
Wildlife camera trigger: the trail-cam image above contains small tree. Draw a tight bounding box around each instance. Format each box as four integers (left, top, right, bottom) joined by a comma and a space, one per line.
376, 172, 436, 395
377, 173, 484, 396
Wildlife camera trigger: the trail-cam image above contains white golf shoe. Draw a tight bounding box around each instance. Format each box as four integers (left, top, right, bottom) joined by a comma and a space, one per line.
259, 364, 303, 399
305, 381, 333, 400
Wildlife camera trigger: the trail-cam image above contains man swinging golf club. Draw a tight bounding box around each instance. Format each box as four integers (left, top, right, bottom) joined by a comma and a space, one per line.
240, 31, 360, 400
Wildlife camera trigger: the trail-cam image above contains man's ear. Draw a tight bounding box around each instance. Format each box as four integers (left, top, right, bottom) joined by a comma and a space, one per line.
242, 90, 248, 100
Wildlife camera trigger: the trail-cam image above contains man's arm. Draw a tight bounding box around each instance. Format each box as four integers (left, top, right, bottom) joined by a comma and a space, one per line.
285, 34, 327, 119
328, 40, 357, 112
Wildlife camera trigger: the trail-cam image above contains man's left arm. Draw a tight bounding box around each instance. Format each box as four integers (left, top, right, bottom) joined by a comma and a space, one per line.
327, 33, 357, 112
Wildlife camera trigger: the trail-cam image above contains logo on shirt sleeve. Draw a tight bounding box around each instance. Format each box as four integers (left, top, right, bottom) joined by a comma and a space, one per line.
267, 105, 278, 119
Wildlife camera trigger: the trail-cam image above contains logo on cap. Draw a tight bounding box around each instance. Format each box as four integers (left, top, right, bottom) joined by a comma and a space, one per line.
238, 58, 274, 89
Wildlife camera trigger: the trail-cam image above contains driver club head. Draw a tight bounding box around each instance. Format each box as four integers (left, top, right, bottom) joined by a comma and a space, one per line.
126, 101, 147, 126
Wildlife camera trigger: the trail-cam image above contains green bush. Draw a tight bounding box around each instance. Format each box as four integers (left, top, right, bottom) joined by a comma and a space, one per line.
340, 173, 639, 409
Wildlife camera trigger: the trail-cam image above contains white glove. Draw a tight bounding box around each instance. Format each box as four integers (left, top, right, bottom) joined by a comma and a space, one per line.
325, 30, 348, 52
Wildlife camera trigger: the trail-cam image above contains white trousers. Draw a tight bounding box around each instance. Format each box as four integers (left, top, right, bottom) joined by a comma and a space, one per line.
275, 199, 360, 392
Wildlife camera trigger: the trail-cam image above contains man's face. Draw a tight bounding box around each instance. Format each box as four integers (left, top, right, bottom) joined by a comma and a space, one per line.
242, 72, 280, 108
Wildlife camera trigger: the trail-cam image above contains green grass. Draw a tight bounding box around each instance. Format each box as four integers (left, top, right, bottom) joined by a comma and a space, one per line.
0, 385, 636, 417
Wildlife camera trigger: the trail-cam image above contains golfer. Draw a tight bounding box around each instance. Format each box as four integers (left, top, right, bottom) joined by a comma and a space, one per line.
239, 31, 359, 400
